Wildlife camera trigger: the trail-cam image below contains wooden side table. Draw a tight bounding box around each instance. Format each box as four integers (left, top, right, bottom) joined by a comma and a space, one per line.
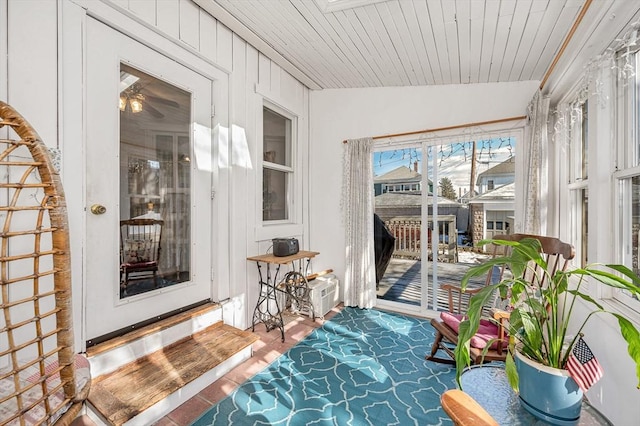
247, 251, 319, 342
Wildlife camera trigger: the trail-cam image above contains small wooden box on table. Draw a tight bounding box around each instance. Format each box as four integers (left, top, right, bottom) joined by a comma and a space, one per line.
247, 250, 319, 342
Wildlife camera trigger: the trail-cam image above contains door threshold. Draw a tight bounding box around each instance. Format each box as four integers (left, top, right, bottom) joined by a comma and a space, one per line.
86, 299, 216, 354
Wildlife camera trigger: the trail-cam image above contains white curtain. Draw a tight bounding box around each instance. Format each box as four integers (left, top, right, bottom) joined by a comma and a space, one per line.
342, 137, 376, 308
523, 89, 550, 234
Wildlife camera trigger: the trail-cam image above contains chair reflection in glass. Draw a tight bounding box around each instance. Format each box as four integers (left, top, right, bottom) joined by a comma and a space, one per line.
120, 218, 163, 295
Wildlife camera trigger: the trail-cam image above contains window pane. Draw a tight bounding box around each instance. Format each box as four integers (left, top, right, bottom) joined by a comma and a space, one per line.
634, 51, 640, 167
263, 168, 288, 221
617, 176, 640, 307
119, 63, 191, 298
581, 188, 589, 267
631, 176, 640, 276
581, 102, 589, 179
569, 101, 589, 181
263, 107, 291, 167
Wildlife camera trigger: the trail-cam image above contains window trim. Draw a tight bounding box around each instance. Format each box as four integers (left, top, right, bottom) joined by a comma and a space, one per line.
612, 46, 640, 311
567, 96, 589, 268
259, 100, 299, 228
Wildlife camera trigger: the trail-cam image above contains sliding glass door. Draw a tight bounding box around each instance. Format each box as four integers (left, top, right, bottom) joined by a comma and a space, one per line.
373, 137, 516, 314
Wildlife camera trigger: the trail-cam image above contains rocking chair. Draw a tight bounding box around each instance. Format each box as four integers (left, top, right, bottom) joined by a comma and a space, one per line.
427, 233, 575, 365
120, 218, 163, 293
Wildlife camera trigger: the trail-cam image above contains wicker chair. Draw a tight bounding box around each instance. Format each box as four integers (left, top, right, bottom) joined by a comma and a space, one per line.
0, 101, 91, 425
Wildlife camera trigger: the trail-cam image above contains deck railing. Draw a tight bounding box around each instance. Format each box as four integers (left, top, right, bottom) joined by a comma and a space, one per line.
384, 218, 421, 258
383, 218, 458, 262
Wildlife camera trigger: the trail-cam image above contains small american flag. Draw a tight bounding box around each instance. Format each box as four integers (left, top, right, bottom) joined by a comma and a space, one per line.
566, 336, 604, 392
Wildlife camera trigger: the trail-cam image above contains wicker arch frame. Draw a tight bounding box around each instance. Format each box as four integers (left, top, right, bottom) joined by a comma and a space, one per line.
0, 101, 89, 425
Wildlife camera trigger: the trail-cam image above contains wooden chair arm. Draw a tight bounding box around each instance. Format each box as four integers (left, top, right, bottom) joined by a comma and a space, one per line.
491, 308, 510, 320
441, 389, 499, 426
489, 308, 510, 354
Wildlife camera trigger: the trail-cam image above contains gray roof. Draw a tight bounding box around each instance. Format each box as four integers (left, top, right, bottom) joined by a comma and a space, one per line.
375, 191, 462, 208
477, 157, 516, 179
374, 166, 421, 183
469, 182, 515, 203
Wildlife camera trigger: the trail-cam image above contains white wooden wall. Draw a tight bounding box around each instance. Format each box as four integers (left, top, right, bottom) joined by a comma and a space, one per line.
1, 0, 311, 339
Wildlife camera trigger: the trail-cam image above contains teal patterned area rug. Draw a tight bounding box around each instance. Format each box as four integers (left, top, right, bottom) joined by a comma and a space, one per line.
191, 307, 455, 425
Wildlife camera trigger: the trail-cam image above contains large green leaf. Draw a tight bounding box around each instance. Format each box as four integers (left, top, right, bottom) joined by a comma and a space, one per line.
565, 289, 604, 310
505, 352, 519, 392
577, 267, 640, 294
605, 264, 640, 287
518, 310, 545, 363
450, 236, 640, 393
612, 313, 640, 388
461, 257, 511, 290
453, 283, 503, 385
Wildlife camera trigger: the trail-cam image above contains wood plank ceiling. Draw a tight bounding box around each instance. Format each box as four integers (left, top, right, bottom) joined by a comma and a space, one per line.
210, 0, 585, 89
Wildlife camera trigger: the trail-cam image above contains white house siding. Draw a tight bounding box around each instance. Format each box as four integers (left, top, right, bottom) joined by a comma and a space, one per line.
1, 0, 310, 346
477, 174, 514, 194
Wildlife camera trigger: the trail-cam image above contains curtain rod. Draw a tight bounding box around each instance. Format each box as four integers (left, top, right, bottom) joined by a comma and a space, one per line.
539, 0, 593, 90
342, 115, 526, 144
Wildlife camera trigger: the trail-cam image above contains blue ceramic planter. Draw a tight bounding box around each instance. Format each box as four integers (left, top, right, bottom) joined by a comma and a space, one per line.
515, 351, 583, 426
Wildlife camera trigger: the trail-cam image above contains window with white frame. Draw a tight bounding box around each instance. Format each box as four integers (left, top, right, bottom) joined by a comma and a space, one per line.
615, 45, 640, 310
568, 98, 589, 268
262, 105, 295, 222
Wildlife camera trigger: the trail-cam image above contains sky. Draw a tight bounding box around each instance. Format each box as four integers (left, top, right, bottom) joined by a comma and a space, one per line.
373, 137, 515, 195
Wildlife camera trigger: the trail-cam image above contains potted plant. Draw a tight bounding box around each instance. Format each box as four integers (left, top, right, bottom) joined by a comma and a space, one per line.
454, 236, 640, 424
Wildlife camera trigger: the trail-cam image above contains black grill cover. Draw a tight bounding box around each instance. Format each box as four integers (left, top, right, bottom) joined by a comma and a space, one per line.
374, 214, 395, 284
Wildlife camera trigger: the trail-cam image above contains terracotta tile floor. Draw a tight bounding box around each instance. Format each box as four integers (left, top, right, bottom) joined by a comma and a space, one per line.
154, 306, 342, 425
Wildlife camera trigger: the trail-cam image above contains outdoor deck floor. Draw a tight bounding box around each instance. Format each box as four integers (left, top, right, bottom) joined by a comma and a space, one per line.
377, 250, 492, 307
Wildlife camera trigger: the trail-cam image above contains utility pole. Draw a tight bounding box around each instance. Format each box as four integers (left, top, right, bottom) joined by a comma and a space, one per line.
469, 141, 477, 199
468, 141, 477, 242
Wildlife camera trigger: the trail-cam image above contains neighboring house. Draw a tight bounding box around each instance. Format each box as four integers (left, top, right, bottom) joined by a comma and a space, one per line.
476, 157, 516, 194
458, 189, 478, 205
469, 182, 515, 246
373, 163, 429, 196
467, 157, 516, 245
374, 191, 463, 221
374, 163, 466, 233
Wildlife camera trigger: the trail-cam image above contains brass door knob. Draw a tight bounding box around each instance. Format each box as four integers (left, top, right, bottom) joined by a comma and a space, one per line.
90, 204, 107, 215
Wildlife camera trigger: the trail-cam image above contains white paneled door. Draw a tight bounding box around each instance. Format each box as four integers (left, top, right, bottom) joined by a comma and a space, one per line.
85, 18, 214, 342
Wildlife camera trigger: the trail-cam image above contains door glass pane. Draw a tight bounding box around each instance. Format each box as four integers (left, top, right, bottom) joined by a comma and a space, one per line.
119, 63, 191, 298
374, 137, 516, 312
373, 147, 423, 307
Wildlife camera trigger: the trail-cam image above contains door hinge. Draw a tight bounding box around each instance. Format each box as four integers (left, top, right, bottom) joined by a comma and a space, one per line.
211, 104, 215, 118
211, 268, 215, 281
211, 190, 216, 200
